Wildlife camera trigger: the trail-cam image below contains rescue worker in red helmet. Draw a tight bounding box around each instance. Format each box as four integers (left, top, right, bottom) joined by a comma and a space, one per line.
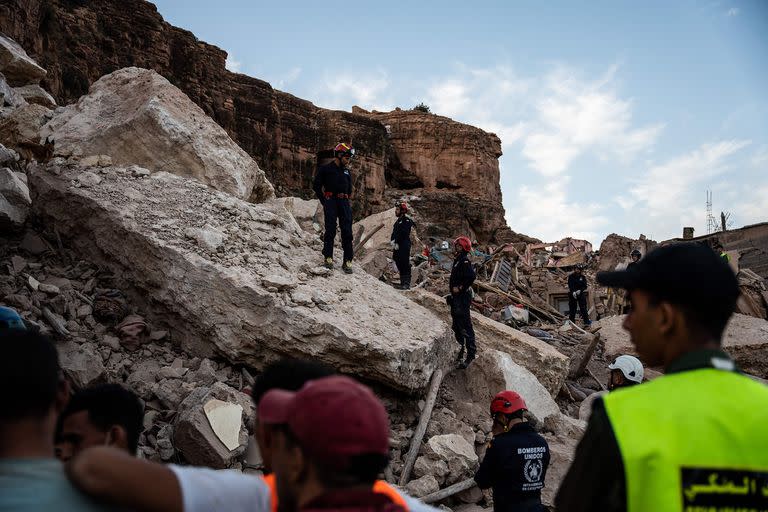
448, 236, 477, 368
313, 142, 356, 274
475, 391, 551, 512
390, 201, 415, 290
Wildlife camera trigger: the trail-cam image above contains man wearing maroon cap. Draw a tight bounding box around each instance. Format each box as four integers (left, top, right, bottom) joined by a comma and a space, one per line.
260, 375, 405, 512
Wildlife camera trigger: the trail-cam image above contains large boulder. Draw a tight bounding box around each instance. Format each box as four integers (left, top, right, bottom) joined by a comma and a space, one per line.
427, 433, 479, 484
13, 84, 56, 109
40, 67, 274, 202
0, 167, 30, 230
173, 384, 251, 468
58, 341, 106, 389
1, 72, 25, 111
31, 163, 453, 392
407, 289, 569, 395
0, 35, 46, 87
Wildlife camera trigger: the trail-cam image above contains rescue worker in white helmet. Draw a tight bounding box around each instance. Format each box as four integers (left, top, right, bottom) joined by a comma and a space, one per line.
607, 354, 644, 390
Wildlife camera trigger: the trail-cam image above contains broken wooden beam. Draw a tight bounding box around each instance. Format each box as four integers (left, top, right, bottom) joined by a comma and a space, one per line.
399, 368, 444, 486
422, 478, 477, 504
42, 306, 70, 337
569, 332, 601, 379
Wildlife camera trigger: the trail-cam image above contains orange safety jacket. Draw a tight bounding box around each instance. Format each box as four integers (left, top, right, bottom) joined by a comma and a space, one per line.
262, 474, 409, 512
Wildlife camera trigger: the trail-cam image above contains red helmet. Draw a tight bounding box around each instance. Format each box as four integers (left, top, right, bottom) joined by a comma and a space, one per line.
490, 390, 527, 415
454, 236, 472, 252
334, 142, 355, 159
395, 201, 408, 213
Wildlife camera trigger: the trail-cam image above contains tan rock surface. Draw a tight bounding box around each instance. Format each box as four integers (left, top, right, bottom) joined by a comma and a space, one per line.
41, 67, 274, 202
0, 34, 46, 86
31, 163, 453, 392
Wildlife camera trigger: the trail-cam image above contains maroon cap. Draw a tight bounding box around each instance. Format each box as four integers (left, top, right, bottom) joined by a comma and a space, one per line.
258, 375, 390, 468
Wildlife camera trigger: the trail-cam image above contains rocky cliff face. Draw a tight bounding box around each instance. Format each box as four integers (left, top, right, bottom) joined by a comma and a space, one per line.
0, 0, 515, 242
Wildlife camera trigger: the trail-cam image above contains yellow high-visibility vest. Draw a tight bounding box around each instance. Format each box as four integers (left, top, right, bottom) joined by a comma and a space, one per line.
603, 367, 768, 512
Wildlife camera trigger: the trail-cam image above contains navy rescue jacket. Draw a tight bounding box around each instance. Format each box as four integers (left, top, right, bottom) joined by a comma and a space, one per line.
568, 272, 588, 293
475, 422, 551, 511
313, 161, 352, 201
449, 252, 476, 295
391, 215, 414, 248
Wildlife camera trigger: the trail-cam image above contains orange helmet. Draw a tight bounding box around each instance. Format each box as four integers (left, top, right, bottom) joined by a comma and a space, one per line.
334, 142, 355, 159
454, 236, 472, 253
491, 390, 527, 415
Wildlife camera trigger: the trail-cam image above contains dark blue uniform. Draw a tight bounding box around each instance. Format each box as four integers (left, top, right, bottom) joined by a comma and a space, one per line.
449, 252, 476, 359
475, 422, 551, 512
313, 161, 353, 262
567, 271, 590, 324
391, 215, 414, 288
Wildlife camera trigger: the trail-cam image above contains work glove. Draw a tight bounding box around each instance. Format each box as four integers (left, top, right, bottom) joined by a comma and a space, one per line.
572, 291, 579, 299
390, 240, 399, 250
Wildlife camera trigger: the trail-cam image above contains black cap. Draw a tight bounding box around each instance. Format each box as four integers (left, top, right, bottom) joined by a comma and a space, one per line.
597, 242, 739, 310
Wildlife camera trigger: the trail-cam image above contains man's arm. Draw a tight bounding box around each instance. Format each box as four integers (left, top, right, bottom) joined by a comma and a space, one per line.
67, 446, 270, 512
312, 166, 325, 202
554, 398, 626, 512
474, 442, 496, 489
67, 446, 183, 512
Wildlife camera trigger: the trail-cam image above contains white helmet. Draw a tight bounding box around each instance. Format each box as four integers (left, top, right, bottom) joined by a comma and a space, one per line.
608, 355, 644, 384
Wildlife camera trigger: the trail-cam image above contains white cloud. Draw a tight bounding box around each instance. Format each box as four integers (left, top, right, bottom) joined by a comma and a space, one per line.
521, 67, 664, 175
739, 183, 768, 224
505, 176, 608, 243
225, 54, 242, 73
751, 145, 768, 168
727, 7, 740, 16
311, 70, 394, 111
626, 139, 752, 238
275, 67, 302, 89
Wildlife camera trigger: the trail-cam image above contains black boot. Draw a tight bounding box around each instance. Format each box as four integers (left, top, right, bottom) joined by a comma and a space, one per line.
456, 346, 465, 364
400, 274, 411, 290
458, 352, 476, 370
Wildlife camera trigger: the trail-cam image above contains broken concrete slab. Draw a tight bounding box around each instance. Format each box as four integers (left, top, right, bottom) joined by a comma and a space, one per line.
0, 103, 52, 159
58, 341, 106, 389
204, 399, 244, 451
0, 35, 47, 87
40, 67, 274, 202
405, 474, 440, 499
174, 385, 249, 468
0, 166, 31, 230
427, 434, 478, 485
31, 165, 453, 392
407, 289, 569, 395
13, 84, 56, 109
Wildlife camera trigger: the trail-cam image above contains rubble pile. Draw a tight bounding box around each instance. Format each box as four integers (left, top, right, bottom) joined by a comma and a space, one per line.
0, 39, 589, 510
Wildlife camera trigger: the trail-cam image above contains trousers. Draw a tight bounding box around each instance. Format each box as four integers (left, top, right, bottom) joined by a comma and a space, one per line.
568, 292, 590, 323
450, 292, 476, 357
322, 198, 353, 262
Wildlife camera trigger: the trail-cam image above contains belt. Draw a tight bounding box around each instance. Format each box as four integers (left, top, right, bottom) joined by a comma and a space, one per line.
324, 192, 350, 199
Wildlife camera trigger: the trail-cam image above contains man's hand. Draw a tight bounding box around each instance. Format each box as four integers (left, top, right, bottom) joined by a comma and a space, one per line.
67, 446, 182, 512
452, 286, 460, 294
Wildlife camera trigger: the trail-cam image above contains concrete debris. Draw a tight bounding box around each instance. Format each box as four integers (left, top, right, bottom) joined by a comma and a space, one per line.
426, 434, 479, 484
0, 166, 31, 230
40, 67, 274, 202
58, 341, 106, 389
405, 474, 441, 499
13, 84, 56, 108
0, 103, 52, 159
204, 399, 244, 451
0, 35, 47, 86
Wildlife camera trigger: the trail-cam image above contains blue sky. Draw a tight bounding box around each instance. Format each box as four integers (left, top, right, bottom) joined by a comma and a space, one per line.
153, 0, 767, 245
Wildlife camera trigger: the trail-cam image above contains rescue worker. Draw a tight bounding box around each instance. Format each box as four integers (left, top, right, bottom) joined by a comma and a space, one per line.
567, 264, 591, 326
578, 355, 645, 422
390, 202, 414, 290
607, 354, 644, 390
449, 236, 476, 369
556, 243, 768, 512
627, 249, 641, 270
475, 391, 551, 512
313, 142, 355, 274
